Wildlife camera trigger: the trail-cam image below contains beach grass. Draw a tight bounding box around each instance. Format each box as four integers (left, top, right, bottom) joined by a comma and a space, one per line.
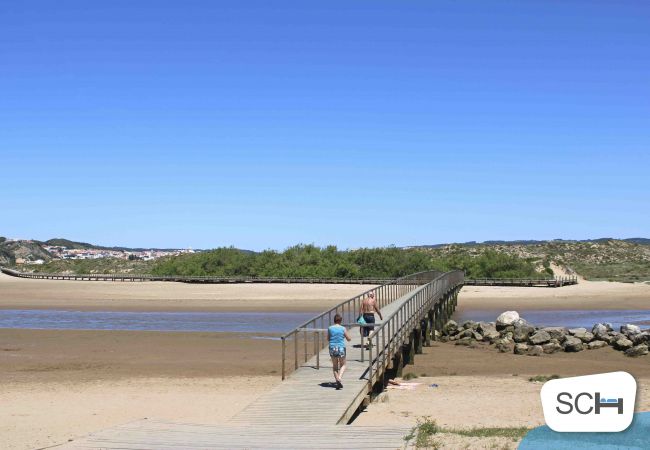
405, 417, 531, 448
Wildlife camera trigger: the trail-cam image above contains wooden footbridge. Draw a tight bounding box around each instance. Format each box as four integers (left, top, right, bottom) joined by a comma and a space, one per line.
0, 266, 389, 285
58, 270, 465, 449
465, 276, 578, 287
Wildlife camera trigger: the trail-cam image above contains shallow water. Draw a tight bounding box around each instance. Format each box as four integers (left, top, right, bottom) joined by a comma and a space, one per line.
0, 309, 318, 334
453, 309, 650, 329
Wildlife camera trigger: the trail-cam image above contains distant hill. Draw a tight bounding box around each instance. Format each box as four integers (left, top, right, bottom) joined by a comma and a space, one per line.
414, 238, 650, 248
45, 238, 95, 249
44, 238, 190, 252
0, 239, 52, 265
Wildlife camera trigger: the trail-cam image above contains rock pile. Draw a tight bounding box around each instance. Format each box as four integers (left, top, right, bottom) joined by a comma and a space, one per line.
440, 311, 649, 358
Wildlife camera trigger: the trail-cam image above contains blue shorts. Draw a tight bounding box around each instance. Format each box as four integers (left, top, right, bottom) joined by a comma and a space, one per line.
329, 345, 346, 358
362, 313, 376, 337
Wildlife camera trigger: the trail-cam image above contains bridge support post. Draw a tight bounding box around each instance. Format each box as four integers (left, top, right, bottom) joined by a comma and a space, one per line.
415, 326, 423, 354
423, 316, 431, 347
394, 351, 404, 377
405, 333, 415, 364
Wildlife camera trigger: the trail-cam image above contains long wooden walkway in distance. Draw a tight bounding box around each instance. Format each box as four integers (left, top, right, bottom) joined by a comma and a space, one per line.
58, 270, 464, 450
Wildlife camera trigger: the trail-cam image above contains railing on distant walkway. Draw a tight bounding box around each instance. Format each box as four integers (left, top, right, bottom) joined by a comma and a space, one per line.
280, 270, 444, 380
0, 267, 390, 285
464, 276, 578, 287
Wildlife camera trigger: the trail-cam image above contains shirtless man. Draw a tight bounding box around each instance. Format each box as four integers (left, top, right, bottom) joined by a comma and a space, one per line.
360, 292, 383, 347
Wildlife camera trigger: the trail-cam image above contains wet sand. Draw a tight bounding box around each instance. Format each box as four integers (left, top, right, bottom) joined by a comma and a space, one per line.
2, 275, 649, 449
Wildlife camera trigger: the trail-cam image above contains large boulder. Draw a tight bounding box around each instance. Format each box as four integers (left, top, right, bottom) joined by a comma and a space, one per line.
543, 342, 563, 354
479, 323, 501, 342
453, 329, 474, 340
603, 332, 621, 345
592, 323, 610, 340
624, 344, 648, 358
527, 345, 544, 357
514, 343, 529, 355
587, 340, 608, 350
613, 337, 634, 351
513, 325, 535, 343
632, 332, 649, 346
496, 311, 520, 329
563, 336, 584, 352
455, 337, 474, 346
461, 320, 478, 330
576, 331, 594, 343
512, 318, 530, 328
495, 339, 513, 353
543, 327, 568, 341
568, 327, 588, 336
442, 320, 458, 336
621, 324, 642, 336
529, 330, 552, 345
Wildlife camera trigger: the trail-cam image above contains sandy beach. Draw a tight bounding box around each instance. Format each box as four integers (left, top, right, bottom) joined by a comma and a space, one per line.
1, 275, 649, 449
0, 272, 377, 312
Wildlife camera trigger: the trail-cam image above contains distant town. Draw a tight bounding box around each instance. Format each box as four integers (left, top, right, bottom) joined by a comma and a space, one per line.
3, 239, 196, 266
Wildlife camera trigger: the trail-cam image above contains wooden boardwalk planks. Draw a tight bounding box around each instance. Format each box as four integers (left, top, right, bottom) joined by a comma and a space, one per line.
55, 289, 423, 449
59, 420, 411, 449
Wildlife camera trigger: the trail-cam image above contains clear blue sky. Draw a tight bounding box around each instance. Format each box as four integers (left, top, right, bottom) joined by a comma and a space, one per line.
2, 1, 648, 250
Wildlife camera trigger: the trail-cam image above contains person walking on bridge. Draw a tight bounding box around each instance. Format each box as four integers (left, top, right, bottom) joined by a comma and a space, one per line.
328, 313, 351, 390
361, 292, 383, 348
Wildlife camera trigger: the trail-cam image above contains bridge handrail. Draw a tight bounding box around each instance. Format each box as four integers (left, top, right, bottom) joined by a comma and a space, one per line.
279, 270, 443, 379
365, 270, 465, 386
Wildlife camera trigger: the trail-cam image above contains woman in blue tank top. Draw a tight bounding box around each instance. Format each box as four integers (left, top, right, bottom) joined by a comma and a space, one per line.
328, 313, 351, 390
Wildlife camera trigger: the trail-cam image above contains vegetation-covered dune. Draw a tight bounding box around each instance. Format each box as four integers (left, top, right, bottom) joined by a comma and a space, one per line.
2, 237, 648, 281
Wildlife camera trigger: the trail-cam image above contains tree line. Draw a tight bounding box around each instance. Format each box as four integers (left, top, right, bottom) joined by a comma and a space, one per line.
150, 245, 545, 279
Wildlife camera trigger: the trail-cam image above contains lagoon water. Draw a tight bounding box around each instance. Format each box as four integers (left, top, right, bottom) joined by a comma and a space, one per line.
454, 309, 650, 329
0, 309, 316, 334
1, 309, 648, 334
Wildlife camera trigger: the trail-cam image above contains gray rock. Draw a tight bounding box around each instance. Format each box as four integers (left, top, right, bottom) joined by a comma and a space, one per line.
483, 329, 501, 342
592, 323, 609, 340
471, 331, 483, 341
461, 320, 478, 330
455, 329, 474, 340
577, 332, 594, 343
632, 332, 649, 346
543, 342, 563, 354
527, 345, 544, 356
604, 323, 614, 332
543, 327, 568, 341
514, 343, 529, 355
477, 321, 496, 333
495, 340, 513, 353
587, 340, 608, 350
513, 327, 534, 343
613, 338, 633, 351
502, 331, 514, 341
529, 330, 551, 345
442, 320, 458, 336
563, 336, 584, 352
496, 311, 520, 329
455, 337, 474, 346
512, 318, 530, 328
621, 324, 641, 336
624, 344, 648, 357
568, 327, 588, 336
